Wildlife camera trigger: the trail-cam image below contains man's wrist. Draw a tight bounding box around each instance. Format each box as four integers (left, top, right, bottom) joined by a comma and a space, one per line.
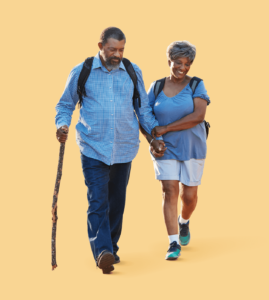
57, 123, 68, 130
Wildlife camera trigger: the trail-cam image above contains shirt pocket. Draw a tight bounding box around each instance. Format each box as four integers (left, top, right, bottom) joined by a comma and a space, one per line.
120, 76, 134, 103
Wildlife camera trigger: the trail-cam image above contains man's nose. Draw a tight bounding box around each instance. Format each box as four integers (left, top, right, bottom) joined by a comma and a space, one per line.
114, 50, 120, 58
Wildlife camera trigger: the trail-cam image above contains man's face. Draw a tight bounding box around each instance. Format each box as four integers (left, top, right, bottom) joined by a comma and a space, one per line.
98, 38, 125, 70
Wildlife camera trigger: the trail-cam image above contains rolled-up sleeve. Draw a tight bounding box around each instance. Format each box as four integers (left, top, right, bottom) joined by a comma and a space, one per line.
132, 64, 162, 140
193, 81, 210, 105
55, 64, 82, 129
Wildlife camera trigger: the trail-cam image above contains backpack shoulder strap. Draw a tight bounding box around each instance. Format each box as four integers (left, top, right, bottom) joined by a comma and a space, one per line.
122, 58, 137, 86
154, 78, 166, 98
122, 58, 141, 108
77, 57, 94, 107
189, 77, 203, 94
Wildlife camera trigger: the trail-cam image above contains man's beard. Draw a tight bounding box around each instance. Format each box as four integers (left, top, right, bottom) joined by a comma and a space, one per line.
105, 56, 121, 70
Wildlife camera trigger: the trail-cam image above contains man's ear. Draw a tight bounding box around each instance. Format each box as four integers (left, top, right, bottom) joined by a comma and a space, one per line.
168, 59, 171, 67
98, 42, 103, 51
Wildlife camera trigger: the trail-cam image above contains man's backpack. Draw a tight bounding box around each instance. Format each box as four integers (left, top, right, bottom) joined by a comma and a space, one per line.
77, 57, 141, 109
153, 77, 210, 138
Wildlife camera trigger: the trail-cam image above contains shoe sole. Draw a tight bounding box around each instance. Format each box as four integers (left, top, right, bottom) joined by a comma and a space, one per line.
98, 252, 115, 274
165, 253, 181, 261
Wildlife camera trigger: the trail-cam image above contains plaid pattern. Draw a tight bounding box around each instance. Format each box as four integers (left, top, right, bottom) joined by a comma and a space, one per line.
55, 53, 160, 165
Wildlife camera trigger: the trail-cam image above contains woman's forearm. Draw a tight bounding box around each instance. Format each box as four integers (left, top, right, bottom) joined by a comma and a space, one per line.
166, 111, 204, 132
139, 123, 153, 143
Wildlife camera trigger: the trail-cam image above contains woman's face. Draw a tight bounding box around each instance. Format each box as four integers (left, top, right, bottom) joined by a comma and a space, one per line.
169, 57, 192, 80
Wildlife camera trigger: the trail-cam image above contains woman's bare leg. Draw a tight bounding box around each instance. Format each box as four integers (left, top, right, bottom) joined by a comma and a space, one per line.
180, 183, 198, 219
161, 180, 180, 235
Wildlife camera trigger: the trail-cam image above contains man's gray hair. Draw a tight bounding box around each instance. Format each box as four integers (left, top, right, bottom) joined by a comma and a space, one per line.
166, 41, 196, 63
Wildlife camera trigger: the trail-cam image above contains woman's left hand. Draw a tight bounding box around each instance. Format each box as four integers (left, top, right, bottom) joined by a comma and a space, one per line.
151, 126, 168, 138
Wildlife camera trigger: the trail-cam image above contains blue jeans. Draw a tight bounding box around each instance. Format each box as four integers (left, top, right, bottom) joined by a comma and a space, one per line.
81, 154, 131, 261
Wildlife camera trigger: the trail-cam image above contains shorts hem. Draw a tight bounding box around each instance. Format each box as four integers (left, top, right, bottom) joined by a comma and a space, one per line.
180, 180, 201, 186
155, 176, 180, 181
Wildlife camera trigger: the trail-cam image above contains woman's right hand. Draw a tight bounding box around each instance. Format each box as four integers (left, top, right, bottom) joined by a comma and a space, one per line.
151, 140, 167, 157
151, 126, 168, 138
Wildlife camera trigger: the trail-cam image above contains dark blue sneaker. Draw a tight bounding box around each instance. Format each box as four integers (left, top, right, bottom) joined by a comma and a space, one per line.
165, 241, 181, 260
113, 253, 120, 264
178, 217, 191, 246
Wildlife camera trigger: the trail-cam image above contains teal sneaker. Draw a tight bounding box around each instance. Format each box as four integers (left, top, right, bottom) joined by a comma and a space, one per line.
165, 241, 181, 260
179, 218, 191, 246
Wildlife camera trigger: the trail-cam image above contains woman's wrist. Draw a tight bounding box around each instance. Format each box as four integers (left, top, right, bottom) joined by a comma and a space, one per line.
163, 125, 169, 134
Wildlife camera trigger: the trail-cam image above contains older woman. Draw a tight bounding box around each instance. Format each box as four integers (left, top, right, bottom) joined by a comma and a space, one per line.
140, 41, 210, 260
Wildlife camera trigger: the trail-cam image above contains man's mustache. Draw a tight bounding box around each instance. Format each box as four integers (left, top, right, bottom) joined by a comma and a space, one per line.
108, 57, 121, 63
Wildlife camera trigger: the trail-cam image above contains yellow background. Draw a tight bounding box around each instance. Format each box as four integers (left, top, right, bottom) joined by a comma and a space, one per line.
1, 0, 269, 299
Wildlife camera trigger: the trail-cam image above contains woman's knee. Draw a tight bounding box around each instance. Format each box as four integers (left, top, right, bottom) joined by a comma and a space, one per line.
162, 182, 179, 203
180, 188, 198, 206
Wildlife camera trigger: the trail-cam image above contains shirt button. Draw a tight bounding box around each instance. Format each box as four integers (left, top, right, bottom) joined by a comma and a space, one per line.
111, 114, 113, 115
111, 128, 113, 129
109, 87, 112, 89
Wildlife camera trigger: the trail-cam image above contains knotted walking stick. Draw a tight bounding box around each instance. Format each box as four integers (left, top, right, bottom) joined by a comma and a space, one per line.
51, 128, 67, 270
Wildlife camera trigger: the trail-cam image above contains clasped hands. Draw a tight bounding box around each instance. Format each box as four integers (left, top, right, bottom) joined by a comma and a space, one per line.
150, 125, 168, 158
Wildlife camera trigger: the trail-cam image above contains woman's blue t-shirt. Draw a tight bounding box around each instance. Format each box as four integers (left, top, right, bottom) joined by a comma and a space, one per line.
148, 79, 210, 161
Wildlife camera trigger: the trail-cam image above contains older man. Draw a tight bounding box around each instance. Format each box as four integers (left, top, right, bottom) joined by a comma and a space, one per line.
55, 27, 165, 274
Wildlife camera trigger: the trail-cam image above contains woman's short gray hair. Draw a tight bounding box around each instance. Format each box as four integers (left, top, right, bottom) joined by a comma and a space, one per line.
166, 41, 196, 63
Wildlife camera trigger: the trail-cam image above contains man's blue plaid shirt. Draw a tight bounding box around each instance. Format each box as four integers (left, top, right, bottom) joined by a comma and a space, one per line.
55, 53, 161, 165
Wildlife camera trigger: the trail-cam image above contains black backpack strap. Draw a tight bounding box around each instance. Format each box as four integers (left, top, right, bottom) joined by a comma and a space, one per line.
122, 58, 141, 108
154, 78, 166, 98
189, 77, 203, 94
77, 57, 94, 107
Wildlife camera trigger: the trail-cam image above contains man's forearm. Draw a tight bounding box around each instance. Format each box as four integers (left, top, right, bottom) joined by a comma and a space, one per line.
139, 123, 153, 144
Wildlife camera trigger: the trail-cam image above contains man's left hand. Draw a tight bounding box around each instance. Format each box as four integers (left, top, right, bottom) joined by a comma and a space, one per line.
150, 140, 167, 158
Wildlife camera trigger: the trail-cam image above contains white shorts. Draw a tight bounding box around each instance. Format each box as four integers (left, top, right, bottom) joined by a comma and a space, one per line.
153, 159, 205, 186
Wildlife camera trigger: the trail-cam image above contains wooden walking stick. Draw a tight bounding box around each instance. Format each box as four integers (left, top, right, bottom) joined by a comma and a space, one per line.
51, 128, 67, 270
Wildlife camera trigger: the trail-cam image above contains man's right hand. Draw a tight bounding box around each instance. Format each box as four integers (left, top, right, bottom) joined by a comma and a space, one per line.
150, 140, 167, 158
56, 125, 69, 143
